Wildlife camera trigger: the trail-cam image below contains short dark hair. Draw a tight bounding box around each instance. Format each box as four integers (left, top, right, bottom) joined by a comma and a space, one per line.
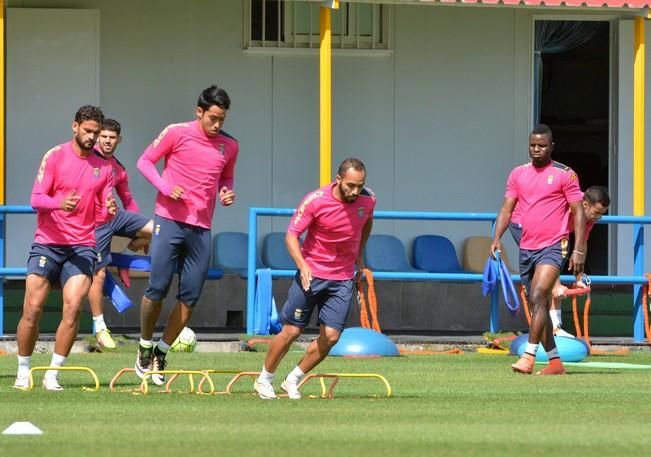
584, 185, 610, 207
74, 105, 104, 124
338, 158, 366, 177
102, 118, 121, 135
197, 85, 231, 111
531, 123, 553, 141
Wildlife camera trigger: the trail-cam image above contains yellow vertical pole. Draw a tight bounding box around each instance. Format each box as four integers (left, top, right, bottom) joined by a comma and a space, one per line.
319, 1, 338, 186
633, 16, 645, 216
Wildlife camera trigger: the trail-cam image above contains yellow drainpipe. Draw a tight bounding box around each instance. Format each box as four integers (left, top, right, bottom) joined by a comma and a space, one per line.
320, 1, 338, 186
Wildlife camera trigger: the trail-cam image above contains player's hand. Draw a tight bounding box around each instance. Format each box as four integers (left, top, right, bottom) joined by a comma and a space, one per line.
553, 284, 568, 299
355, 257, 365, 272
219, 187, 235, 206
567, 250, 586, 276
169, 185, 185, 200
61, 189, 81, 212
299, 266, 313, 291
106, 194, 117, 215
489, 240, 502, 259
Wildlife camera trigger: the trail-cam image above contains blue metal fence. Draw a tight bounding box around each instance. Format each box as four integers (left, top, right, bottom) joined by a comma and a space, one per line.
247, 207, 651, 340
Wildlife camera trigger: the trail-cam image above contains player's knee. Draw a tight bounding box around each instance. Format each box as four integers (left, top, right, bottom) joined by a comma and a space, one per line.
94, 268, 106, 283
320, 330, 341, 347
529, 287, 548, 308
281, 325, 303, 341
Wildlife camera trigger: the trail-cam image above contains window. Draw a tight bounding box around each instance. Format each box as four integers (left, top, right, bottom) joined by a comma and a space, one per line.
246, 1, 392, 53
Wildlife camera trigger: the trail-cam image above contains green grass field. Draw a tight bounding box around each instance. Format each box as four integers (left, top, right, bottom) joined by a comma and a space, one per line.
2, 349, 651, 457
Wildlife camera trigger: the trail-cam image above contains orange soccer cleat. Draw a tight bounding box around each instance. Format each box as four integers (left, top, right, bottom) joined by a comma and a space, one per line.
511, 353, 535, 374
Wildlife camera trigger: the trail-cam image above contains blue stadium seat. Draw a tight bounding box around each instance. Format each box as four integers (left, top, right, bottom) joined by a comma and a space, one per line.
364, 234, 423, 272
262, 232, 297, 271
412, 234, 465, 273
213, 231, 261, 278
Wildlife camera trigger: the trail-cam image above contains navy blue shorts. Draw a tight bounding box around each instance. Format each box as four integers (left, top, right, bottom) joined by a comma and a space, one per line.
95, 210, 151, 270
519, 239, 569, 294
145, 215, 211, 307
280, 272, 354, 332
508, 222, 522, 246
27, 243, 96, 286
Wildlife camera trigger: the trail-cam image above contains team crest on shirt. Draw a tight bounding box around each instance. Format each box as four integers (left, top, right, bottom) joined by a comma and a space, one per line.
357, 207, 365, 218
547, 175, 554, 184
218, 143, 225, 155
93, 168, 100, 178
570, 172, 577, 180
38, 256, 47, 268
155, 224, 161, 236
97, 252, 102, 263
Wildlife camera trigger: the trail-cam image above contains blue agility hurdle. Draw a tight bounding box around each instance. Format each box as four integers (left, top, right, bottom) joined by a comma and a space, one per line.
246, 207, 651, 341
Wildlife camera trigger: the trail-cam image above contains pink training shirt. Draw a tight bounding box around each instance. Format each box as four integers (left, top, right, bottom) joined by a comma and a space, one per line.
94, 148, 139, 226
288, 183, 376, 280
31, 141, 114, 246
505, 161, 584, 250
137, 121, 238, 229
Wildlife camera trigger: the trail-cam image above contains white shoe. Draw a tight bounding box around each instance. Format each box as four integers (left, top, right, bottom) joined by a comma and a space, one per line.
281, 379, 302, 400
13, 376, 29, 390
554, 327, 575, 338
254, 379, 277, 399
42, 377, 63, 391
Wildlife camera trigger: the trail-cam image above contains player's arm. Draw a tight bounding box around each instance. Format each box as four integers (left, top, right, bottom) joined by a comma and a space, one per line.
567, 199, 586, 277
30, 148, 79, 212
218, 147, 238, 206
287, 193, 316, 290
286, 233, 311, 291
137, 126, 182, 199
490, 196, 517, 257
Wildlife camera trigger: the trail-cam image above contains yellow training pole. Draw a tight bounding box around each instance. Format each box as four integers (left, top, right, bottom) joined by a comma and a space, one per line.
319, 1, 338, 186
633, 16, 645, 216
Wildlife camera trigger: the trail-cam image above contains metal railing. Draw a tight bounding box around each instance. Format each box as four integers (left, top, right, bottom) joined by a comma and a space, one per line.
247, 207, 651, 340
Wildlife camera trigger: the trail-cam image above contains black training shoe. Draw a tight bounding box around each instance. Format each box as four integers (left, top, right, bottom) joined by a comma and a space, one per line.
135, 345, 153, 379
150, 348, 167, 386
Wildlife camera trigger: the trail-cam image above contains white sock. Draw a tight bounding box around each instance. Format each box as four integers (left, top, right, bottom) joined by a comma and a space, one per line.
17, 355, 31, 379
156, 339, 171, 353
93, 314, 107, 333
546, 347, 560, 361
259, 367, 275, 383
139, 338, 153, 348
45, 353, 67, 379
286, 366, 305, 384
550, 309, 562, 328
524, 343, 539, 357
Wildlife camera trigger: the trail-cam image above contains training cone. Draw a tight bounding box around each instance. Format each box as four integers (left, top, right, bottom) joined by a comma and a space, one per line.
3, 421, 43, 435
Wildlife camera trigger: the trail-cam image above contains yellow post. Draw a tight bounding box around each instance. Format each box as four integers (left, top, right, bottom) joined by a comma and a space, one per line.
633, 16, 645, 216
319, 1, 338, 186
0, 4, 4, 205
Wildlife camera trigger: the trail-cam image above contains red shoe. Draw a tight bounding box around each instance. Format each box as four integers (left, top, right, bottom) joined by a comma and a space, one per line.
536, 359, 565, 375
118, 268, 132, 288
511, 354, 535, 374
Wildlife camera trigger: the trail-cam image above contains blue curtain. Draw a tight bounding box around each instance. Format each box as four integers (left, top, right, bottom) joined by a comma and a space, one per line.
533, 21, 602, 125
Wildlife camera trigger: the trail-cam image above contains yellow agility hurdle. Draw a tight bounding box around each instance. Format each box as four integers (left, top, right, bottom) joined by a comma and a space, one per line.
297, 373, 392, 399
25, 366, 100, 392
140, 370, 215, 395
191, 370, 257, 395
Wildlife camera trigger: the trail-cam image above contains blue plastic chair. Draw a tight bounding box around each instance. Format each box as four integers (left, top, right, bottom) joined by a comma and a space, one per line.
363, 234, 423, 272
412, 235, 465, 273
213, 231, 261, 278
262, 232, 297, 271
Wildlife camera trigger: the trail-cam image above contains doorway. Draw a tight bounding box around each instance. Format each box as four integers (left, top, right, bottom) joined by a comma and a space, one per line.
536, 20, 611, 275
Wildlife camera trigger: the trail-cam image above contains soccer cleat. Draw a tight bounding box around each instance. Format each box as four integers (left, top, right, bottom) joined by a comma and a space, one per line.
281, 379, 302, 400
96, 329, 117, 349
150, 351, 167, 386
254, 379, 277, 400
511, 354, 535, 374
42, 377, 63, 391
536, 359, 566, 376
135, 345, 153, 379
553, 326, 575, 339
12, 376, 29, 390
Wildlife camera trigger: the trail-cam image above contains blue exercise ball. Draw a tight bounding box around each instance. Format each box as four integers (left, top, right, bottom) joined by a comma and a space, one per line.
514, 333, 589, 362
330, 327, 400, 357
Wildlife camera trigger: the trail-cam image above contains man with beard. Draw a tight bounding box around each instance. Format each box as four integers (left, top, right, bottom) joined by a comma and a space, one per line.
490, 124, 586, 376
254, 158, 376, 400
89, 118, 153, 349
14, 105, 116, 390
